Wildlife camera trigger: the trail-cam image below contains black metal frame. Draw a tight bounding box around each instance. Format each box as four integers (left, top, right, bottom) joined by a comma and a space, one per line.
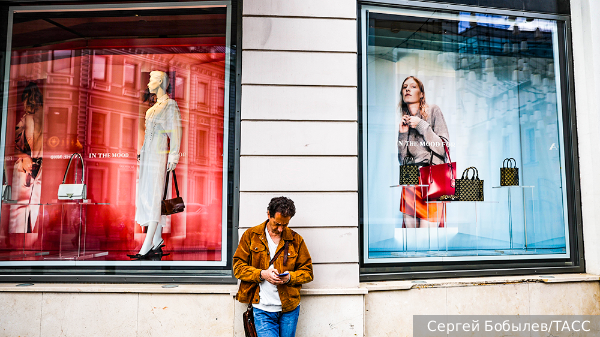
0, 0, 242, 283
357, 0, 585, 281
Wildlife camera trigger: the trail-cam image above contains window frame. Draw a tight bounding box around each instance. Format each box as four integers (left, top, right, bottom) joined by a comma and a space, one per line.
0, 0, 241, 283
357, 1, 585, 281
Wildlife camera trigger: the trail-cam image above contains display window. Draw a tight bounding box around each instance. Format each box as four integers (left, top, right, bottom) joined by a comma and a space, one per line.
0, 2, 234, 268
360, 5, 581, 273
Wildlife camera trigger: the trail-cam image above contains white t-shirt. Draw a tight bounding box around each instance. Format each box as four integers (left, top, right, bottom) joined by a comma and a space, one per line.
254, 227, 283, 312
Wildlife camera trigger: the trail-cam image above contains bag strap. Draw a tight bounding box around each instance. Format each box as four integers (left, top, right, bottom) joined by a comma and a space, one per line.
427, 136, 452, 164
503, 158, 517, 169
61, 153, 85, 184
269, 237, 291, 266
162, 170, 181, 201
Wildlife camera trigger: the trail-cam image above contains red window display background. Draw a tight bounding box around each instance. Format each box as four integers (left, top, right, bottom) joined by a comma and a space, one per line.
0, 35, 228, 262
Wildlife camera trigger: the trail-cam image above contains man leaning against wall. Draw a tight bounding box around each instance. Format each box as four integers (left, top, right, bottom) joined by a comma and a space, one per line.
234, 196, 314, 337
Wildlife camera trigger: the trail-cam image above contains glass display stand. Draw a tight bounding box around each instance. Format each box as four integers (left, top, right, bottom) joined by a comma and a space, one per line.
428, 200, 498, 254
492, 186, 535, 249
391, 185, 499, 255
1, 200, 109, 260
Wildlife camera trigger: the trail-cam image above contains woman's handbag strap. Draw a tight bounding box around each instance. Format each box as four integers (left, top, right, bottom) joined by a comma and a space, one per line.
61, 153, 85, 184
162, 170, 181, 201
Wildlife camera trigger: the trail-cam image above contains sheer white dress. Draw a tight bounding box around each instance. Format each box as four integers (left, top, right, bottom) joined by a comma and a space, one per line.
135, 98, 182, 227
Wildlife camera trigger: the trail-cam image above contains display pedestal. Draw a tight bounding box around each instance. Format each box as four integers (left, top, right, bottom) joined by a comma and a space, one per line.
1, 200, 109, 260
492, 185, 535, 249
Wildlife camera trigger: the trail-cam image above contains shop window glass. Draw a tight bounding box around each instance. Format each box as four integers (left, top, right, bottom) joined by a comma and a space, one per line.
361, 7, 574, 267
0, 4, 232, 269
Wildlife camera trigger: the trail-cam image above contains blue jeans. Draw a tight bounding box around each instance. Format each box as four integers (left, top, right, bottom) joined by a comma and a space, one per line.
253, 305, 300, 337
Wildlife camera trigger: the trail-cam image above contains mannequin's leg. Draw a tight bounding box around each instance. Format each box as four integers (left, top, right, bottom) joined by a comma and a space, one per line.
152, 223, 163, 248
138, 221, 158, 255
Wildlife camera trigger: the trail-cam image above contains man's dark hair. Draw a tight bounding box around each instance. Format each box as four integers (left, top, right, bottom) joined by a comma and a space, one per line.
267, 196, 296, 218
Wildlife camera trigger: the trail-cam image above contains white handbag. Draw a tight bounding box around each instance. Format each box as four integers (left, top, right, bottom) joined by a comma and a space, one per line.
57, 153, 87, 200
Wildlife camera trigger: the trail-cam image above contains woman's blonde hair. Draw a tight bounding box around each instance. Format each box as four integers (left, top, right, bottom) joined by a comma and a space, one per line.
399, 76, 429, 120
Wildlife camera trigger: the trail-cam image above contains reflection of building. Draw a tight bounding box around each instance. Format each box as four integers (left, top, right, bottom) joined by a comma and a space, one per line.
5, 44, 225, 256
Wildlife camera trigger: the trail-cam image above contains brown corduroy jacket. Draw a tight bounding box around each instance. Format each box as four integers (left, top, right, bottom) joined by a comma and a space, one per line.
233, 221, 314, 312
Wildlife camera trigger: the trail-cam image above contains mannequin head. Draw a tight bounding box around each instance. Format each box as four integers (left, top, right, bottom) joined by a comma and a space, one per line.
148, 71, 169, 96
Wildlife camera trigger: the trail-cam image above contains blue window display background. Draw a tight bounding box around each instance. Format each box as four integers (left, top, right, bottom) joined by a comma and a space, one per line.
362, 9, 569, 262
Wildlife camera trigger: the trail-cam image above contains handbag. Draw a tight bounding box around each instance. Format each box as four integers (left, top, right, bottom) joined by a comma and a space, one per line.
243, 303, 258, 337
242, 240, 290, 337
2, 166, 10, 201
161, 170, 185, 215
500, 158, 519, 186
419, 138, 456, 200
455, 167, 484, 201
399, 156, 419, 185
57, 153, 87, 200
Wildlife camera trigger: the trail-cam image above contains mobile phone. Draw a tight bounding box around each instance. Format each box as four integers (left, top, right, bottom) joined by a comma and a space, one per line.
278, 271, 289, 277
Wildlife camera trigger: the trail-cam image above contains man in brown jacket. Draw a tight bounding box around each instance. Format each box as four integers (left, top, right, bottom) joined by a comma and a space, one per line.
233, 196, 313, 337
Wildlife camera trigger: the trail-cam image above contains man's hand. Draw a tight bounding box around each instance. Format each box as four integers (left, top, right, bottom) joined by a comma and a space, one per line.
260, 268, 286, 285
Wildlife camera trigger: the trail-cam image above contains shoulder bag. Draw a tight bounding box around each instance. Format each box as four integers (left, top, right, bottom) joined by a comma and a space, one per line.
418, 137, 456, 200
500, 158, 519, 186
57, 153, 86, 200
161, 170, 185, 215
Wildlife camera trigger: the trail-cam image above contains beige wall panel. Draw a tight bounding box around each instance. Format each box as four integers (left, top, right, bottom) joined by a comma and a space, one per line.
241, 121, 357, 156
234, 294, 365, 337
303, 263, 359, 288
242, 51, 356, 86
40, 293, 138, 337
243, 17, 356, 52
0, 292, 42, 337
137, 294, 234, 337
365, 288, 447, 337
239, 192, 358, 228
241, 86, 357, 121
240, 156, 357, 192
296, 295, 364, 336
529, 282, 600, 315
243, 0, 356, 19
446, 283, 530, 315
237, 227, 358, 263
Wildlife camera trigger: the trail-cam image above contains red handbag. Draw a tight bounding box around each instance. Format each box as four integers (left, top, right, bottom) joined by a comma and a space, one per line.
419, 138, 456, 201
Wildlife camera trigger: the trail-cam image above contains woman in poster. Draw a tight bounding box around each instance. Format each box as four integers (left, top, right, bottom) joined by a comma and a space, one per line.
398, 76, 449, 228
130, 71, 182, 259
9, 82, 44, 233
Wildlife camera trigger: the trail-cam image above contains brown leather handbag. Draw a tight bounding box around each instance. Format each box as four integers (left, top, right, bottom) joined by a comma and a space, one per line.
243, 302, 258, 337
161, 170, 185, 215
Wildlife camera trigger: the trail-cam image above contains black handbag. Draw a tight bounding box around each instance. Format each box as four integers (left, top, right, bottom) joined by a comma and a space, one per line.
161, 170, 185, 215
500, 158, 519, 186
455, 167, 484, 201
399, 156, 419, 185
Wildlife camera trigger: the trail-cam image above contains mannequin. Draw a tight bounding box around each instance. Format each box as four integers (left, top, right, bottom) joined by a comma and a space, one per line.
130, 71, 182, 259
